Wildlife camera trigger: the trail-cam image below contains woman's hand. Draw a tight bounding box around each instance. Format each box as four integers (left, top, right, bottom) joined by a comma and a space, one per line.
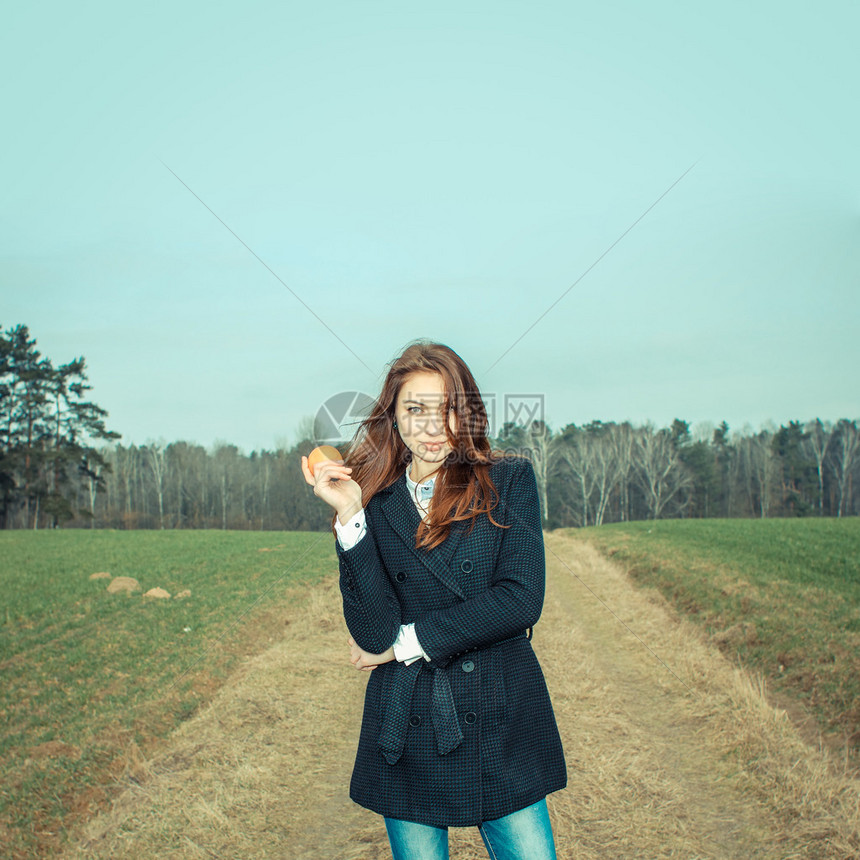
300, 455, 363, 523
348, 637, 395, 672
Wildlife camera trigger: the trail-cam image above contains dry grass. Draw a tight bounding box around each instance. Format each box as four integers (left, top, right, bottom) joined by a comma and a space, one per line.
66, 577, 389, 859
542, 534, 860, 860
64, 534, 860, 859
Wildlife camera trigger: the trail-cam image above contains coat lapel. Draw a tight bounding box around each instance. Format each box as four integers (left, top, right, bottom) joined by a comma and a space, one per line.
379, 473, 468, 599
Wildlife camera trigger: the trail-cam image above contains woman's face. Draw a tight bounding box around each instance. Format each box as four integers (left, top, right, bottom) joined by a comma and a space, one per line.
395, 371, 458, 476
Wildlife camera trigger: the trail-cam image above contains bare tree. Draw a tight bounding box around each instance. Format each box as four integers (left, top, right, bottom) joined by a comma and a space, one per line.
608, 422, 635, 522
110, 444, 139, 527
632, 425, 691, 520
85, 460, 102, 527
736, 431, 781, 518
258, 453, 272, 530
805, 419, 832, 516
526, 421, 552, 527
831, 419, 860, 518
752, 433, 779, 518
213, 443, 240, 530
567, 424, 625, 526
553, 432, 597, 528
591, 423, 629, 526
553, 422, 632, 527
146, 442, 167, 529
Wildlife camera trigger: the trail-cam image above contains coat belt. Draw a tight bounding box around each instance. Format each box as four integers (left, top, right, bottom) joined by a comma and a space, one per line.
377, 631, 530, 766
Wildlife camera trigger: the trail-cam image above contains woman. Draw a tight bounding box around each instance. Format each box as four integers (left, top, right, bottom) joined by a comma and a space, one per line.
301, 340, 566, 859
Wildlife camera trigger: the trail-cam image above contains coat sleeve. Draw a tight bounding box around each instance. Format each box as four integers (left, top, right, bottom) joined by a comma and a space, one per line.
414, 458, 545, 667
336, 506, 402, 654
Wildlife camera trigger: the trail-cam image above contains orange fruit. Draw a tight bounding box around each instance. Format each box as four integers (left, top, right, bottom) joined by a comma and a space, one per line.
307, 445, 344, 475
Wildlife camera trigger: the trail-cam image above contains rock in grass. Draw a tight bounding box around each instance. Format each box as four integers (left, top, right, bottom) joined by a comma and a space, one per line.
174, 589, 192, 599
89, 571, 111, 580
107, 576, 141, 594
144, 587, 171, 599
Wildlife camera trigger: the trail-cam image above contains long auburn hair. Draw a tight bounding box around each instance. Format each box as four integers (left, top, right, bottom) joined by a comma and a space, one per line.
335, 340, 515, 551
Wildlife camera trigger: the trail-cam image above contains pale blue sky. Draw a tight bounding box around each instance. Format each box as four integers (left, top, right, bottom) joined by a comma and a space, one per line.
3, 1, 858, 451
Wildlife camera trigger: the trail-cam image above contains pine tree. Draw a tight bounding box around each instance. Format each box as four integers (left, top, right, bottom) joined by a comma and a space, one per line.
0, 324, 120, 527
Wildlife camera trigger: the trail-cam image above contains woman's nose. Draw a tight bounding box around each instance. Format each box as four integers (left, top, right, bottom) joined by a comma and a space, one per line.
422, 415, 444, 435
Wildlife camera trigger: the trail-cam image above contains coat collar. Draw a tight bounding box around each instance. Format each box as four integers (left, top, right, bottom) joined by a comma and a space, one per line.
377, 470, 468, 599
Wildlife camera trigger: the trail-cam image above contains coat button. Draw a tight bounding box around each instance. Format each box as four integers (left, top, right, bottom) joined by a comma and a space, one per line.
409, 715, 421, 727
395, 572, 407, 583
462, 660, 475, 673
464, 712, 477, 725
460, 559, 473, 573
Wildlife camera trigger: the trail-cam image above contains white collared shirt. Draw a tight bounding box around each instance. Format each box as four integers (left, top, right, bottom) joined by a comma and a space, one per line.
334, 463, 434, 664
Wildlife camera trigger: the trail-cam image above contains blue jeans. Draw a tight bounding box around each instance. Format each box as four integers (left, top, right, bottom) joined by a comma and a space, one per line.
384, 798, 557, 860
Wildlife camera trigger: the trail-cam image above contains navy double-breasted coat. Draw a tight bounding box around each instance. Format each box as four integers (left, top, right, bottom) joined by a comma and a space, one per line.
336, 455, 567, 827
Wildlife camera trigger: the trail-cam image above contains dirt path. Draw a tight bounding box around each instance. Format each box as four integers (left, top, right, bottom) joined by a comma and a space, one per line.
68, 535, 858, 859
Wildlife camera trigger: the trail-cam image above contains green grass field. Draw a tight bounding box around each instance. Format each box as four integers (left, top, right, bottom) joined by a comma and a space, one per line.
568, 518, 860, 755
0, 529, 336, 858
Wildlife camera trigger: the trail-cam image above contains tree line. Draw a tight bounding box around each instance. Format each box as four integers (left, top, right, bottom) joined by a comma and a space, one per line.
496, 417, 859, 528
2, 324, 857, 529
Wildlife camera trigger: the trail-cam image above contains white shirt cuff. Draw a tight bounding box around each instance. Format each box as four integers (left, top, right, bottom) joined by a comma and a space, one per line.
335, 508, 366, 550
392, 623, 430, 666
